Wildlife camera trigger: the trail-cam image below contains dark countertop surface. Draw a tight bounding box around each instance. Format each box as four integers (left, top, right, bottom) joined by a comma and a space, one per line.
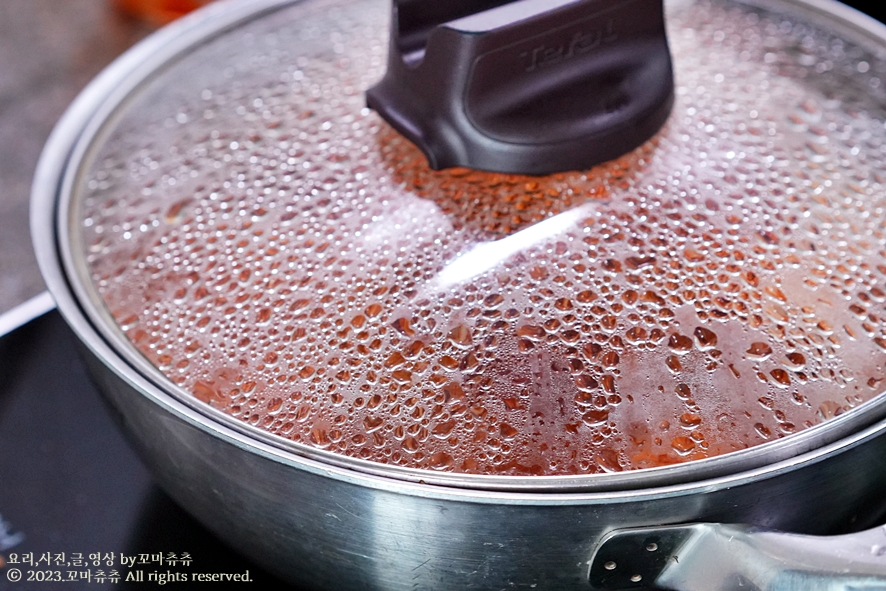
0, 0, 149, 313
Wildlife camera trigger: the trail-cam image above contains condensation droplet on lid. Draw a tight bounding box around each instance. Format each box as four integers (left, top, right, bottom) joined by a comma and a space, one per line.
517, 325, 546, 340
693, 326, 718, 350
667, 333, 693, 353
391, 317, 415, 336
666, 355, 683, 374
746, 342, 773, 360
679, 413, 702, 429
784, 352, 806, 369
447, 325, 472, 347
671, 436, 695, 455
770, 368, 792, 386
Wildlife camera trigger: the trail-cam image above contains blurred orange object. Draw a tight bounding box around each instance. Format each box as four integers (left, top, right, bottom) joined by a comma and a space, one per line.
111, 0, 212, 26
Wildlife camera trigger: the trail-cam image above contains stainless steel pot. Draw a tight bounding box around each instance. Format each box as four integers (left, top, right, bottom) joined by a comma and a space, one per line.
30, 0, 886, 589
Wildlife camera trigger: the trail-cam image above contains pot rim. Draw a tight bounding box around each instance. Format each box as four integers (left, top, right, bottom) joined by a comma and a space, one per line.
31, 0, 886, 496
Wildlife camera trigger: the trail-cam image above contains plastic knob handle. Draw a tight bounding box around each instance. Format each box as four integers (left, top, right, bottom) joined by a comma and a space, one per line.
366, 0, 675, 175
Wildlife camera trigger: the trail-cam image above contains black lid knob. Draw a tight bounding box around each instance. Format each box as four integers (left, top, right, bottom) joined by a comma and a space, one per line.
366, 0, 675, 175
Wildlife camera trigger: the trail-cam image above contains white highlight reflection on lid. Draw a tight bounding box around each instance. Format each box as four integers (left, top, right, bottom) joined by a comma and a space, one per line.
432, 205, 591, 289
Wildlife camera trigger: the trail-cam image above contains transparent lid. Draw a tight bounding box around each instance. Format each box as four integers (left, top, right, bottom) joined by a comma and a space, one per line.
72, 0, 886, 477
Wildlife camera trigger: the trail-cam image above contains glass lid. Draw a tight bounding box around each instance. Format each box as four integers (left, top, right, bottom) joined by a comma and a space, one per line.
66, 0, 886, 481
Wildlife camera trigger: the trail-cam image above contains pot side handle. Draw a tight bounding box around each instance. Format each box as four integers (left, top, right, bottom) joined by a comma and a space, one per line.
588, 522, 886, 591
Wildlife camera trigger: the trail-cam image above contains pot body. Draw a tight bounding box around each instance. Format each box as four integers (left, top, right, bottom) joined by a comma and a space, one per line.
31, 0, 886, 588
84, 343, 886, 590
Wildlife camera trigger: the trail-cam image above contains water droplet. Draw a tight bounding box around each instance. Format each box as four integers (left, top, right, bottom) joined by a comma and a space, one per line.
500, 423, 519, 439
668, 333, 693, 353
693, 327, 718, 350
577, 290, 597, 304
784, 352, 806, 369
517, 325, 546, 340
625, 255, 655, 270
601, 351, 620, 367
763, 286, 787, 302
392, 317, 416, 336
363, 416, 384, 432
554, 297, 572, 311
764, 303, 789, 323
602, 259, 622, 273
746, 342, 773, 360
193, 381, 221, 404
441, 382, 466, 402
575, 374, 599, 391
679, 413, 702, 429
625, 327, 648, 344
671, 436, 695, 455
582, 409, 610, 425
